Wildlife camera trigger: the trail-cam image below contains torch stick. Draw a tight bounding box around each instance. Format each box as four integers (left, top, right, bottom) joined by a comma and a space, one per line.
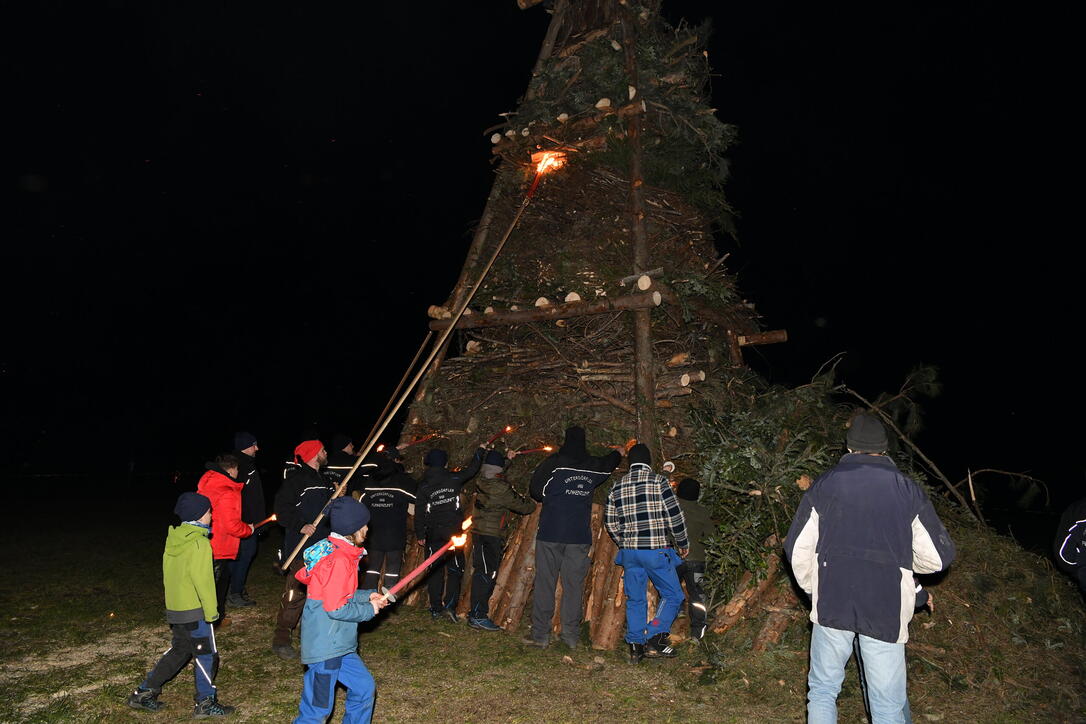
253, 513, 277, 529
517, 446, 554, 455
282, 151, 566, 571
399, 433, 439, 450
486, 425, 515, 446
380, 518, 473, 603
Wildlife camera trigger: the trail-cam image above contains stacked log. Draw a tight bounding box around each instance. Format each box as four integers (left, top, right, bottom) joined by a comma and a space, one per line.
711, 535, 782, 635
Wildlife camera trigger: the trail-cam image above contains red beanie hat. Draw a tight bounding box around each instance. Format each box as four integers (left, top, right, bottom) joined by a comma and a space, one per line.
294, 440, 324, 464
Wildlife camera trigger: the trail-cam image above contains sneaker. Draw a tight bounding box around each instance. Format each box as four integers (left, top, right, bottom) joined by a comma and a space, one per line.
468, 616, 502, 631
627, 642, 645, 664
226, 592, 255, 607
429, 609, 442, 620
644, 632, 678, 658
442, 607, 462, 624
127, 687, 165, 711
520, 634, 549, 648
271, 644, 298, 661
193, 696, 235, 718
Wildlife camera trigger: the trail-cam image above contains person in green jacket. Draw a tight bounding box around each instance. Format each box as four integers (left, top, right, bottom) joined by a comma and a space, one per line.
127, 492, 236, 718
675, 478, 714, 640
467, 448, 536, 631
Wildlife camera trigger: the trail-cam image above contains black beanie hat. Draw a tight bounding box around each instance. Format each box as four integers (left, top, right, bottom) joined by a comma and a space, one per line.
559, 426, 587, 458
627, 443, 652, 467
677, 478, 701, 501
174, 492, 211, 522
846, 413, 889, 453
234, 431, 257, 451
424, 449, 448, 468
329, 497, 371, 535
330, 433, 353, 452
484, 449, 505, 467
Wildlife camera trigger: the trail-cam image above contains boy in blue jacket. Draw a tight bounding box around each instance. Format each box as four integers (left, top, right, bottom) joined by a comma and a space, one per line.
293, 497, 388, 724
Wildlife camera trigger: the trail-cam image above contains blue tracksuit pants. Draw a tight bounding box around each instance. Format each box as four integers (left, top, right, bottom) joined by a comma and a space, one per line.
617, 548, 685, 644
294, 653, 375, 724
141, 618, 218, 701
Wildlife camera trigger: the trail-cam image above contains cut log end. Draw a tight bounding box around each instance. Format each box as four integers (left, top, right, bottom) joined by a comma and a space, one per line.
636, 274, 652, 291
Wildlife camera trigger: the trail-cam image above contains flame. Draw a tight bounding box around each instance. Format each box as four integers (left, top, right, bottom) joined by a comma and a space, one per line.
462, 517, 473, 531
532, 150, 567, 175
450, 534, 468, 549
376, 444, 385, 452
505, 425, 514, 432
271, 514, 277, 521
543, 446, 553, 452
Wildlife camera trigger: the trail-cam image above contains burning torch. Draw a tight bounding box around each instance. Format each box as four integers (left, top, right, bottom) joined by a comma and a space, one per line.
379, 517, 473, 603
253, 513, 278, 530
486, 425, 515, 446
516, 445, 554, 455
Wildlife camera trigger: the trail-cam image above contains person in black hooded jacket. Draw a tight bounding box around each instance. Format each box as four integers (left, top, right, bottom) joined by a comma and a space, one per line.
229, 431, 264, 607
414, 446, 484, 622
357, 450, 417, 591
524, 426, 621, 649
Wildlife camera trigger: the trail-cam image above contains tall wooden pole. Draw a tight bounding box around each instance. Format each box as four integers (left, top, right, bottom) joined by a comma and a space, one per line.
620, 6, 659, 459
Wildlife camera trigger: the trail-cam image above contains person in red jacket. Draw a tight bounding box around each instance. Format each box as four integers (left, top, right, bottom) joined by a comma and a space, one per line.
197, 453, 254, 626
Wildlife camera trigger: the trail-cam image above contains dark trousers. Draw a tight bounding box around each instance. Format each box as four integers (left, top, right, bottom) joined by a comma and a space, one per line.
212, 560, 233, 618
677, 560, 707, 639
362, 548, 403, 591
228, 534, 258, 595
531, 540, 591, 646
425, 538, 464, 612
470, 535, 504, 618
141, 619, 218, 702
273, 558, 305, 647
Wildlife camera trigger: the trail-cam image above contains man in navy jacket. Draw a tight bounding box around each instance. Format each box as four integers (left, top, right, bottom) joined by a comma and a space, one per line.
525, 426, 621, 649
785, 413, 955, 724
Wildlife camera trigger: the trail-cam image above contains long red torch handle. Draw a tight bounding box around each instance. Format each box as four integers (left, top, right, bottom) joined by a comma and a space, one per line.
384, 540, 454, 598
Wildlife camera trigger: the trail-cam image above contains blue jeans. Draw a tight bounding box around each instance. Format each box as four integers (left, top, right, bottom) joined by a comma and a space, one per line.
294, 653, 374, 724
616, 548, 685, 644
229, 534, 259, 595
808, 623, 907, 724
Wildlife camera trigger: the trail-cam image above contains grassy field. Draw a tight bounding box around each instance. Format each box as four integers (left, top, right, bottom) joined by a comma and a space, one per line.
0, 495, 1083, 723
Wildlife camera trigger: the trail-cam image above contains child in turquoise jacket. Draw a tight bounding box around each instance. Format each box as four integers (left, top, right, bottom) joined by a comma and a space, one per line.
293, 497, 388, 723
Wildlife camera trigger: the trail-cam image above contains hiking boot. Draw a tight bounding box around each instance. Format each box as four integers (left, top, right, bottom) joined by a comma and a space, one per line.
226, 592, 255, 607
213, 616, 231, 630
520, 634, 549, 649
442, 607, 462, 624
127, 687, 165, 711
468, 616, 502, 631
271, 644, 298, 661
644, 632, 677, 658
561, 638, 579, 651
193, 695, 235, 718
628, 642, 645, 664
429, 609, 442, 620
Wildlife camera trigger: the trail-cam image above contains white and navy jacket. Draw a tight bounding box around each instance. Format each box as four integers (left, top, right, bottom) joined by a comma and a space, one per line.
784, 453, 955, 644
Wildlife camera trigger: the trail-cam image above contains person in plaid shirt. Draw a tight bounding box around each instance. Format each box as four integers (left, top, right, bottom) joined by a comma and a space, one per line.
605, 443, 689, 663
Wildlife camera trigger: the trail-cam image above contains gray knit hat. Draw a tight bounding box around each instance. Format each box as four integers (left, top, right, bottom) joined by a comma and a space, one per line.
846, 413, 889, 453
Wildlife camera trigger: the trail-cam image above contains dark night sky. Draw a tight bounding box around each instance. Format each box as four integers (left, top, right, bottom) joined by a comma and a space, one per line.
5, 3, 1080, 514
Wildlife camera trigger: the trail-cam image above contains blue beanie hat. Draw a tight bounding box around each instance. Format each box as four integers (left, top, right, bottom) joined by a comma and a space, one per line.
174, 492, 211, 522
424, 449, 448, 468
484, 449, 505, 467
329, 497, 370, 535
234, 431, 258, 451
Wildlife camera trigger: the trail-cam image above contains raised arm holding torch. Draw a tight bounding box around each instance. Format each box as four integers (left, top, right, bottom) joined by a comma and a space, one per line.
380, 518, 473, 603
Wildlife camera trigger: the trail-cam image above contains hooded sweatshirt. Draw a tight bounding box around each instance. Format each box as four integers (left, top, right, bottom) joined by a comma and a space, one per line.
162, 522, 219, 624
530, 427, 621, 545
414, 448, 484, 539
197, 463, 253, 560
